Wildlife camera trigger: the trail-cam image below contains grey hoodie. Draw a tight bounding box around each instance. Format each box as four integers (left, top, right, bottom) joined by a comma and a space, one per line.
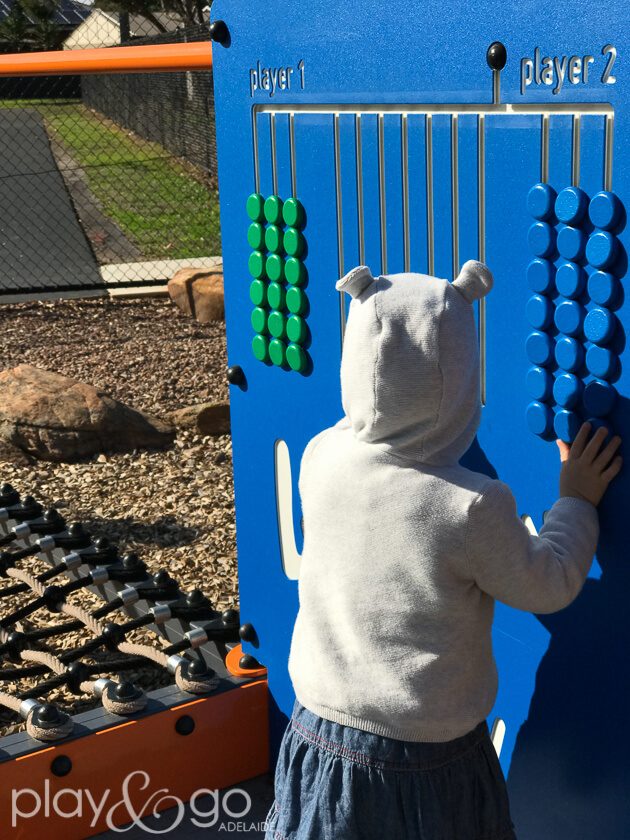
287, 262, 599, 742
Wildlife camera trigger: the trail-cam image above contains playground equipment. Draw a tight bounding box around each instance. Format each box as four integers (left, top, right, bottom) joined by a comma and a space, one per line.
0, 1, 629, 837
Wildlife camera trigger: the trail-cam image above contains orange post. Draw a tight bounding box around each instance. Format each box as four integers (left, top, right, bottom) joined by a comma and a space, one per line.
0, 42, 213, 77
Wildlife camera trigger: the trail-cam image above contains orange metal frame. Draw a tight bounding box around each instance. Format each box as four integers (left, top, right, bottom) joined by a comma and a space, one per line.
0, 680, 269, 839
0, 42, 213, 77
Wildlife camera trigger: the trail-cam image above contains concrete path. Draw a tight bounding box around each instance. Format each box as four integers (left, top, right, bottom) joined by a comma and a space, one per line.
0, 108, 101, 294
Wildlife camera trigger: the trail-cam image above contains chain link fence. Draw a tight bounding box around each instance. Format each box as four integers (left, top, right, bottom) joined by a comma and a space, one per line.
0, 10, 221, 298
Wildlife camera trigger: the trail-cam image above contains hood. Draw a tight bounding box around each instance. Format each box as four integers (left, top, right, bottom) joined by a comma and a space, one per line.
336, 261, 493, 466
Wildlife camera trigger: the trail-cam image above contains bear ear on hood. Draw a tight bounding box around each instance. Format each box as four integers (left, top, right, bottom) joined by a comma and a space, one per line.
452, 260, 494, 303
335, 265, 375, 299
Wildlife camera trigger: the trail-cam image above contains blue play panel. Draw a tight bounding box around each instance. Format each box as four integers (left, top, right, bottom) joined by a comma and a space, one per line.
212, 4, 628, 836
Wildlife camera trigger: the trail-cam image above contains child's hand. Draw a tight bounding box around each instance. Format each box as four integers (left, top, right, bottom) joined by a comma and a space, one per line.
556, 423, 622, 507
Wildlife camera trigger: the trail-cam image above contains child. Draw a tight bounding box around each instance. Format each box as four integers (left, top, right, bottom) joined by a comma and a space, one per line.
264, 262, 622, 840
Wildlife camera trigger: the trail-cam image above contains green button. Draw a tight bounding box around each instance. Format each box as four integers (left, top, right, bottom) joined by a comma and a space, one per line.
284, 227, 306, 257
287, 343, 308, 372
268, 310, 287, 339
264, 195, 284, 224
265, 224, 284, 254
284, 257, 307, 286
287, 314, 307, 344
249, 279, 267, 306
267, 282, 286, 310
247, 192, 265, 222
269, 338, 287, 366
252, 333, 270, 362
247, 222, 265, 250
266, 253, 284, 282
251, 306, 268, 334
286, 286, 307, 315
248, 250, 266, 279
282, 197, 305, 229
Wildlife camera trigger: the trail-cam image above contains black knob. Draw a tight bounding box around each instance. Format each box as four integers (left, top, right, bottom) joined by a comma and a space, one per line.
68, 522, 86, 537
37, 703, 60, 724
239, 653, 262, 670
209, 19, 229, 45
103, 622, 124, 650
123, 552, 140, 569
94, 537, 110, 550
227, 365, 245, 386
51, 755, 72, 777
187, 588, 205, 605
66, 661, 90, 694
222, 608, 239, 626
188, 659, 211, 678
116, 681, 142, 701
239, 623, 257, 643
487, 41, 507, 72
43, 585, 65, 611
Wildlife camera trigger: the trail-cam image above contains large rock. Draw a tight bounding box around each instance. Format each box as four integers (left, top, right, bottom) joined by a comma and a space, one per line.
170, 401, 230, 436
0, 365, 175, 462
168, 268, 224, 323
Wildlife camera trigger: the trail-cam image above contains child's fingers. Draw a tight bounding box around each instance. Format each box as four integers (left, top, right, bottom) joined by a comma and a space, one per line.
568, 423, 591, 459
593, 436, 622, 471
581, 425, 609, 463
601, 456, 623, 483
556, 439, 570, 462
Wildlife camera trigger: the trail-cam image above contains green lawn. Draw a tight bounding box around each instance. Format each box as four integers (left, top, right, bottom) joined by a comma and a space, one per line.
41, 103, 222, 260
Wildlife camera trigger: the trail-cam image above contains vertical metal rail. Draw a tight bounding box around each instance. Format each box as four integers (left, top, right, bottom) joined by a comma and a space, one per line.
425, 115, 435, 276
478, 114, 487, 406
355, 114, 366, 266
451, 114, 460, 280
571, 115, 581, 187
289, 113, 297, 198
334, 114, 346, 345
270, 113, 278, 196
605, 114, 614, 191
402, 114, 411, 273
378, 113, 387, 275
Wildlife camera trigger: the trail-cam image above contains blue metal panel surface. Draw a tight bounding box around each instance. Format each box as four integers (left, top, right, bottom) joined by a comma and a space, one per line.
212, 3, 629, 835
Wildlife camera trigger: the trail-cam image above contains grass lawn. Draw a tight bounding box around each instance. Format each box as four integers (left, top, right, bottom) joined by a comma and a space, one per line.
38, 102, 222, 260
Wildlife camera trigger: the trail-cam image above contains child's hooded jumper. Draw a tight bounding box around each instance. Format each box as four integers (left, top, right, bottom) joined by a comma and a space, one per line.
288, 262, 599, 743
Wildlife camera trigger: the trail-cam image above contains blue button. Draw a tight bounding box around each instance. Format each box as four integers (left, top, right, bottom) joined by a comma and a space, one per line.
527, 366, 553, 401
557, 225, 586, 261
526, 294, 553, 329
589, 191, 622, 231
555, 186, 588, 225
554, 300, 585, 337
555, 336, 584, 372
528, 222, 555, 258
553, 373, 582, 409
583, 379, 616, 417
586, 231, 618, 270
587, 271, 617, 307
554, 409, 581, 443
584, 307, 615, 345
527, 259, 555, 294
586, 345, 616, 380
527, 183, 557, 221
527, 401, 553, 436
526, 331, 554, 365
555, 262, 586, 299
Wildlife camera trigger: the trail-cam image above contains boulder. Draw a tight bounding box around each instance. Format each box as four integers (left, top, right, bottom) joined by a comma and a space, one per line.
168, 268, 224, 323
0, 365, 175, 462
170, 401, 231, 436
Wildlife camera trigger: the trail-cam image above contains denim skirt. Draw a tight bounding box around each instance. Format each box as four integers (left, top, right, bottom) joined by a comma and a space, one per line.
264, 700, 516, 840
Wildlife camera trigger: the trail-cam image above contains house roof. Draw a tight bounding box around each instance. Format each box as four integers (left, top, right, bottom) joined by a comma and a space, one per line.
0, 0, 91, 28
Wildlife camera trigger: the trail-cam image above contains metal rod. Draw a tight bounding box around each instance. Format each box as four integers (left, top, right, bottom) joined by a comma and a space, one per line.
402, 114, 411, 272
571, 115, 581, 187
426, 115, 434, 276
356, 115, 366, 265
541, 114, 549, 183
451, 114, 460, 280
478, 114, 487, 406
0, 42, 213, 76
378, 113, 387, 275
605, 114, 614, 191
334, 114, 346, 344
